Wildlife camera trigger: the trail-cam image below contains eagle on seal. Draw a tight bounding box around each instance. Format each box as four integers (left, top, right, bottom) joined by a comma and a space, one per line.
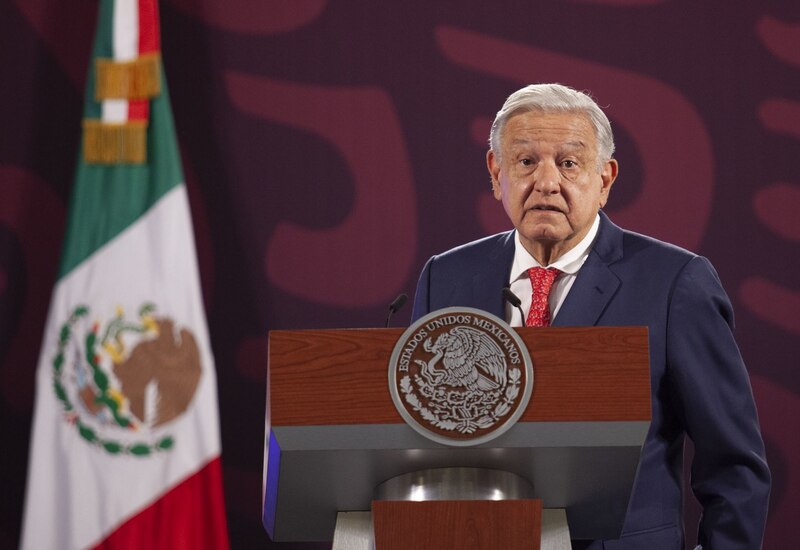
416, 326, 507, 392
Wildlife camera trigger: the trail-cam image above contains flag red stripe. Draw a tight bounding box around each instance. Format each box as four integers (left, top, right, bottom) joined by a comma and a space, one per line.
127, 100, 148, 121
138, 0, 159, 53
91, 457, 229, 550
128, 0, 159, 122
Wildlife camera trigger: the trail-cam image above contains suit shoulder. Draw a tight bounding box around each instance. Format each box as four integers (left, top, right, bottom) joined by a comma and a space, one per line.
430, 231, 514, 265
620, 228, 699, 265
597, 212, 700, 272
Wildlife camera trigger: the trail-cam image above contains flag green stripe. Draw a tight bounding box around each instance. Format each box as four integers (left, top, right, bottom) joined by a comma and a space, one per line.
95, 0, 115, 60
82, 0, 115, 120
59, 68, 184, 278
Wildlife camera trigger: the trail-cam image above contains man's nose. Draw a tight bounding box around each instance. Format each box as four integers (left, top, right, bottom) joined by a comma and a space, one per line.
533, 161, 560, 193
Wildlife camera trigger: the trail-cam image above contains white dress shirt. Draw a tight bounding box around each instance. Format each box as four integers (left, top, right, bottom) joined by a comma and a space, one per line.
505, 213, 601, 327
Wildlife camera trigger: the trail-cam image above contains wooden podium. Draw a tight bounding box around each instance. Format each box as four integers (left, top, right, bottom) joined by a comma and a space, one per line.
262, 326, 650, 547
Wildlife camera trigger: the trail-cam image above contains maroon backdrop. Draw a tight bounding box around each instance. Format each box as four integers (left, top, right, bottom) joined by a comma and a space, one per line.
1, 1, 798, 548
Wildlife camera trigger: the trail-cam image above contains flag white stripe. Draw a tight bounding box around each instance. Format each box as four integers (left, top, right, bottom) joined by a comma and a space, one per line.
102, 0, 139, 123
113, 0, 138, 61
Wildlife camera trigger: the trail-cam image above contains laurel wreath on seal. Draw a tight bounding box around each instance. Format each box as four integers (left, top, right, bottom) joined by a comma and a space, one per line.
51, 305, 175, 457
400, 368, 522, 434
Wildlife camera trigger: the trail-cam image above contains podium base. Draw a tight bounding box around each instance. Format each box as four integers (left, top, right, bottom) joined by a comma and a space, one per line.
332, 467, 571, 549
332, 512, 372, 550
541, 508, 571, 550
332, 507, 571, 550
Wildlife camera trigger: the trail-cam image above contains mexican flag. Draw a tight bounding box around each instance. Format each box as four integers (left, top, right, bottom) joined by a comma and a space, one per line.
21, 0, 229, 548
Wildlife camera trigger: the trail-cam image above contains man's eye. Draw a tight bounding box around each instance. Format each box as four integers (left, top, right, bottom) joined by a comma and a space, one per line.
561, 160, 577, 169
520, 159, 533, 166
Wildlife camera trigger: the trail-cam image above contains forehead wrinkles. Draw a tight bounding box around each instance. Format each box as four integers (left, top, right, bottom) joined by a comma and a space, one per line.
508, 138, 587, 151
501, 112, 596, 155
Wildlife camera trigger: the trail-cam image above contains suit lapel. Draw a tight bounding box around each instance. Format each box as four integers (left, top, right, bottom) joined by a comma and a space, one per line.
471, 231, 515, 318
552, 211, 623, 327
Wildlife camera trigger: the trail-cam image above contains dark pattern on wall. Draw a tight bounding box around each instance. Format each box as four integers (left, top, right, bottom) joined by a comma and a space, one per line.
1, 1, 798, 547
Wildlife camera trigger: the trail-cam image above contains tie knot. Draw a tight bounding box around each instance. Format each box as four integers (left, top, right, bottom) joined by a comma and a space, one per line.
527, 266, 560, 288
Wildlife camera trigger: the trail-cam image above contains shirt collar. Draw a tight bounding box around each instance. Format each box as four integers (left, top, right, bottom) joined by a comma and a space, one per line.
509, 213, 601, 282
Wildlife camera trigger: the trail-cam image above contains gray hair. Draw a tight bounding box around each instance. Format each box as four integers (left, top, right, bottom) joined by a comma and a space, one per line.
489, 83, 615, 166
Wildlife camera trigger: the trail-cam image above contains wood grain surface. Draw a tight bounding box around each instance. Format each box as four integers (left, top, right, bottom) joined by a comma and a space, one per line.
268, 326, 650, 426
372, 499, 542, 550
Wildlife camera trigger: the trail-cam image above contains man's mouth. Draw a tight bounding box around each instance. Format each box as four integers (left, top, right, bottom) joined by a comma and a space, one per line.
531, 205, 563, 213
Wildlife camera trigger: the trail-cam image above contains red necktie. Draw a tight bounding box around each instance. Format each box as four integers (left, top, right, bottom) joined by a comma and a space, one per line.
526, 267, 561, 327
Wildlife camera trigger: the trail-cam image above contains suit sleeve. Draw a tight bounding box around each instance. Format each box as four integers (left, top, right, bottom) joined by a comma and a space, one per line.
411, 256, 434, 322
666, 256, 770, 549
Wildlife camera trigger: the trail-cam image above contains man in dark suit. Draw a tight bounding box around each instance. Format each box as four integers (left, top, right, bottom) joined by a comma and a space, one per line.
411, 84, 770, 549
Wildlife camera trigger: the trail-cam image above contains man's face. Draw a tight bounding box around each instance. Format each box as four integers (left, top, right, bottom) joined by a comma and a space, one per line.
487, 110, 618, 264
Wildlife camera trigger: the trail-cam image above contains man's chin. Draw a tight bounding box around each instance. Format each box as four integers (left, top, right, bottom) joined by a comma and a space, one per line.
517, 224, 565, 244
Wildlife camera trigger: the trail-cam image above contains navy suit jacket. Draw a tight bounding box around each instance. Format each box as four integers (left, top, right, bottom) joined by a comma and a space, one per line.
411, 211, 770, 549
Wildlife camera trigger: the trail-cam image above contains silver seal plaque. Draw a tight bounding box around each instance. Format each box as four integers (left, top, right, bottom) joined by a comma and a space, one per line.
388, 307, 533, 446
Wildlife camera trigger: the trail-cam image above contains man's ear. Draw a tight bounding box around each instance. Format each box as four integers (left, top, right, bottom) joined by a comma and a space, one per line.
598, 159, 618, 208
487, 149, 502, 200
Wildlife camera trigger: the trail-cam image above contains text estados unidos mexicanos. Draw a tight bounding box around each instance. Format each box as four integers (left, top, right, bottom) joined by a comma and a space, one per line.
397, 314, 520, 372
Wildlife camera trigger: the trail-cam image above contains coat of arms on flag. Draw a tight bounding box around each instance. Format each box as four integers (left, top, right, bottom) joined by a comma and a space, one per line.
52, 303, 202, 456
